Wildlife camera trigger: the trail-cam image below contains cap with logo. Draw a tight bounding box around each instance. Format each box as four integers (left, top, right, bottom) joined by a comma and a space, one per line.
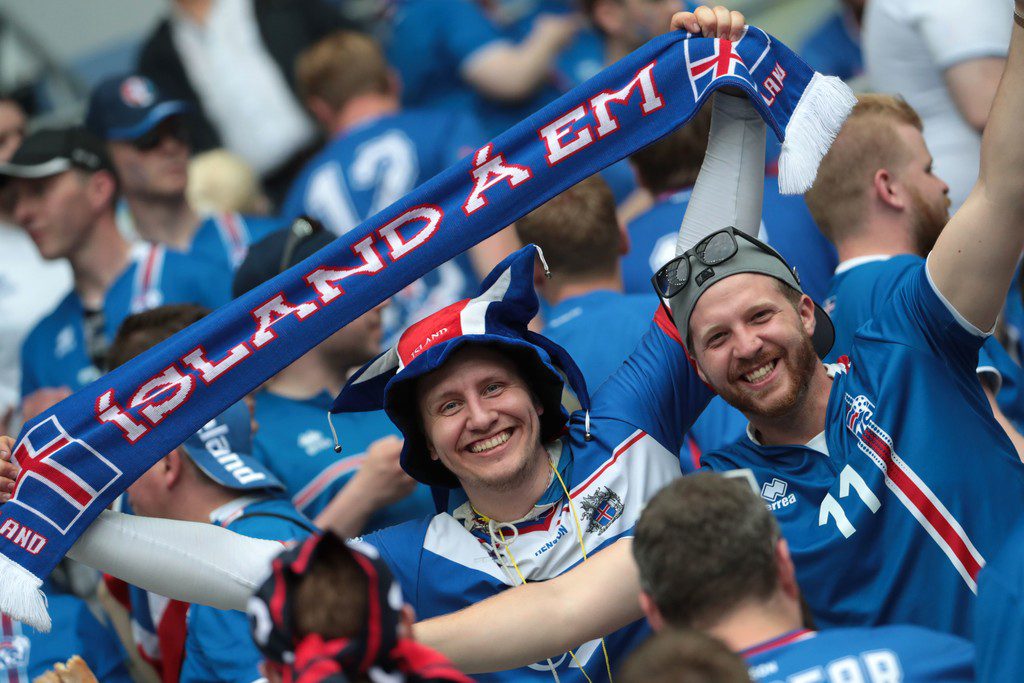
658, 227, 834, 358
0, 126, 113, 180
331, 245, 591, 488
179, 401, 284, 492
85, 74, 191, 141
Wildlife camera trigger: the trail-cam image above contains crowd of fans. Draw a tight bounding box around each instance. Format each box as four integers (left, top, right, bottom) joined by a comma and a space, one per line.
0, 0, 1022, 681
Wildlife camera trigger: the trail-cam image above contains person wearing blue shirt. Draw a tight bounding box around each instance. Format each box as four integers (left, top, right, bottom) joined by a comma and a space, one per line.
807, 94, 1024, 450
85, 74, 287, 271
0, 127, 230, 425
515, 174, 746, 461
799, 1, 864, 82
632, 474, 975, 683
287, 31, 528, 344
234, 220, 435, 534
624, 106, 838, 303
2, 578, 133, 682
974, 517, 1024, 682
385, 0, 579, 137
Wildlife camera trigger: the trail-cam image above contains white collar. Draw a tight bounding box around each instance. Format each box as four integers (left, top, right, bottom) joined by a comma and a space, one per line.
833, 254, 895, 275
209, 494, 264, 525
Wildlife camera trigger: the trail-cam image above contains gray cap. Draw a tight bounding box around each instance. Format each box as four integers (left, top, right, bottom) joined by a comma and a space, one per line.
662, 229, 834, 359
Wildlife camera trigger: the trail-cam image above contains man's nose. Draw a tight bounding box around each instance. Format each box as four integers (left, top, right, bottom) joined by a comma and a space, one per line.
464, 395, 497, 431
732, 326, 764, 358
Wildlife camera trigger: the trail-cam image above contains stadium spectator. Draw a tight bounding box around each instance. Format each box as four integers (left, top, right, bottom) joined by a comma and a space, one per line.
135, 0, 353, 201
807, 93, 1024, 454
863, 0, 1011, 208
187, 149, 271, 215
632, 473, 975, 681
624, 105, 837, 303
248, 532, 472, 683
384, 0, 579, 136
975, 516, 1024, 681
232, 220, 434, 533
799, 0, 864, 83
0, 127, 229, 421
0, 96, 72, 434
286, 30, 519, 344
106, 305, 317, 683
85, 74, 285, 271
617, 629, 751, 683
515, 174, 746, 460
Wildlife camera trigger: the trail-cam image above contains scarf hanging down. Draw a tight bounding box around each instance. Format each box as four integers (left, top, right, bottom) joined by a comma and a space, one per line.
0, 25, 855, 630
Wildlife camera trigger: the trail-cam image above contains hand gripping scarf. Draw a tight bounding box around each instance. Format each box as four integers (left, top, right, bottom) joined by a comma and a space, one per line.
0, 25, 854, 630
247, 533, 473, 683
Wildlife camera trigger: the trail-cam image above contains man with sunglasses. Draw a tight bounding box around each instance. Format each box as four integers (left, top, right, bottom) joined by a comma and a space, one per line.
85, 75, 286, 273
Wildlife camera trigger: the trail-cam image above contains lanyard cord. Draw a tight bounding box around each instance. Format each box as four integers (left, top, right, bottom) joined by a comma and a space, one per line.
469, 459, 615, 683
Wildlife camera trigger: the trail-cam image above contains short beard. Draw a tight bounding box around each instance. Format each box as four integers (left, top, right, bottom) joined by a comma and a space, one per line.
715, 333, 818, 421
908, 185, 949, 257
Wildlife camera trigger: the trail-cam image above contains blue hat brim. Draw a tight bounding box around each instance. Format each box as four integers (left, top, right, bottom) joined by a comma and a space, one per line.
179, 443, 285, 493
105, 101, 192, 141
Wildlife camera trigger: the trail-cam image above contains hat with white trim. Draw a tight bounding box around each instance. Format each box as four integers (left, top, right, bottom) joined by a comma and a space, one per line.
0, 126, 113, 180
331, 246, 590, 488
179, 401, 284, 493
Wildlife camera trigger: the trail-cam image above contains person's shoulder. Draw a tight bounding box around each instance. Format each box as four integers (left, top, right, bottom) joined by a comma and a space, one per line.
23, 292, 79, 341
226, 497, 315, 540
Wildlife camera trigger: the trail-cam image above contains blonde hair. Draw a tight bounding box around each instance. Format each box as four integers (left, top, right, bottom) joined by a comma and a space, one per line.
296, 31, 390, 111
186, 149, 268, 215
805, 94, 923, 244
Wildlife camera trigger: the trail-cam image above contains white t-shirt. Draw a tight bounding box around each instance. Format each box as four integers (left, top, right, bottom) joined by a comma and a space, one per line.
862, 0, 1012, 208
0, 223, 72, 422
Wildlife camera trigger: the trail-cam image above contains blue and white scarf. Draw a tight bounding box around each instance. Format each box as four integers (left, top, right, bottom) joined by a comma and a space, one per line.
0, 26, 854, 630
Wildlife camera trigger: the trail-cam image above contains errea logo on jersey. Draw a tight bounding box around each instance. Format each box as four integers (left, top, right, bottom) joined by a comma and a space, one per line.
761, 477, 797, 511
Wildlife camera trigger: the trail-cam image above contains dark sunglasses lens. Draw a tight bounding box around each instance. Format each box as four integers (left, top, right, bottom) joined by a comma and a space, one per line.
654, 257, 689, 297
132, 130, 162, 151
698, 231, 737, 265
132, 121, 188, 151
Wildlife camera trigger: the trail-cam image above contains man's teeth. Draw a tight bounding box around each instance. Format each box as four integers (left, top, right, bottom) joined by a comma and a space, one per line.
469, 430, 511, 453
744, 361, 776, 383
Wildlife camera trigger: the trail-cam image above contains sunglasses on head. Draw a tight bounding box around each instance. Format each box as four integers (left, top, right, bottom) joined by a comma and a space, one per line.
651, 227, 769, 299
131, 120, 189, 152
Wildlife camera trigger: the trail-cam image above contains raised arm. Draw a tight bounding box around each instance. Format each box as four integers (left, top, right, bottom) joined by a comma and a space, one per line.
414, 538, 641, 673
927, 5, 1024, 331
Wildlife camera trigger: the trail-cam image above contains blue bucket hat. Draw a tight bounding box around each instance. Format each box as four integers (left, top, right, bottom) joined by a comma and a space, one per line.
179, 401, 284, 493
85, 74, 191, 141
331, 246, 591, 488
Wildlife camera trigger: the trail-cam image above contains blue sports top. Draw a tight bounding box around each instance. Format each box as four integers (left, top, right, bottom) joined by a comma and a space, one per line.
702, 264, 1024, 638
974, 517, 1024, 682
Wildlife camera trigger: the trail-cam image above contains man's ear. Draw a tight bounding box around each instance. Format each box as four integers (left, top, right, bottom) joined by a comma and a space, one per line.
798, 294, 816, 338
775, 538, 800, 601
87, 170, 117, 212
873, 168, 906, 211
164, 449, 187, 488
305, 97, 336, 130
639, 590, 667, 632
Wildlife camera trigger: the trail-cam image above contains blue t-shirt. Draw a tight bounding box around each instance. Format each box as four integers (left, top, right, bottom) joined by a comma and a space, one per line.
180, 496, 314, 683
187, 212, 288, 271
826, 254, 1024, 427
744, 627, 974, 682
281, 108, 484, 344
20, 244, 231, 396
799, 11, 863, 82
622, 178, 838, 303
2, 579, 132, 682
702, 265, 1024, 638
362, 311, 713, 681
975, 517, 1024, 682
543, 290, 745, 463
251, 389, 435, 530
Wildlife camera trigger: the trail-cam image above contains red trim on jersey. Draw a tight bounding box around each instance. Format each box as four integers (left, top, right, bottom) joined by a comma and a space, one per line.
571, 430, 646, 498
740, 628, 815, 658
654, 306, 683, 345
1, 613, 21, 683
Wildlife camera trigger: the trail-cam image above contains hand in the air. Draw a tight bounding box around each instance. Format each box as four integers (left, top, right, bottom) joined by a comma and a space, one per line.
671, 5, 746, 41
1, 435, 18, 503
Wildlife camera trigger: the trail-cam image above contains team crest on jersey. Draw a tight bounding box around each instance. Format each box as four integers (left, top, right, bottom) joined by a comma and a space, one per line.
580, 487, 623, 534
846, 394, 875, 437
0, 635, 29, 671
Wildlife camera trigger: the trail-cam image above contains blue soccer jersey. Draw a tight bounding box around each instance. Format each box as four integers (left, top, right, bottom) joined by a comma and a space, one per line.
180, 496, 314, 683
702, 264, 1024, 637
1, 579, 132, 683
361, 310, 713, 681
622, 177, 838, 303
826, 254, 1024, 428
974, 517, 1024, 682
251, 389, 435, 530
798, 12, 863, 82
20, 243, 231, 397
187, 212, 288, 271
743, 627, 974, 682
282, 108, 484, 343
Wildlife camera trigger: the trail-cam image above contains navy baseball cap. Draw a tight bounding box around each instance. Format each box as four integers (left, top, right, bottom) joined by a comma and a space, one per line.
0, 126, 113, 179
179, 401, 284, 492
85, 74, 191, 141
232, 218, 335, 298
